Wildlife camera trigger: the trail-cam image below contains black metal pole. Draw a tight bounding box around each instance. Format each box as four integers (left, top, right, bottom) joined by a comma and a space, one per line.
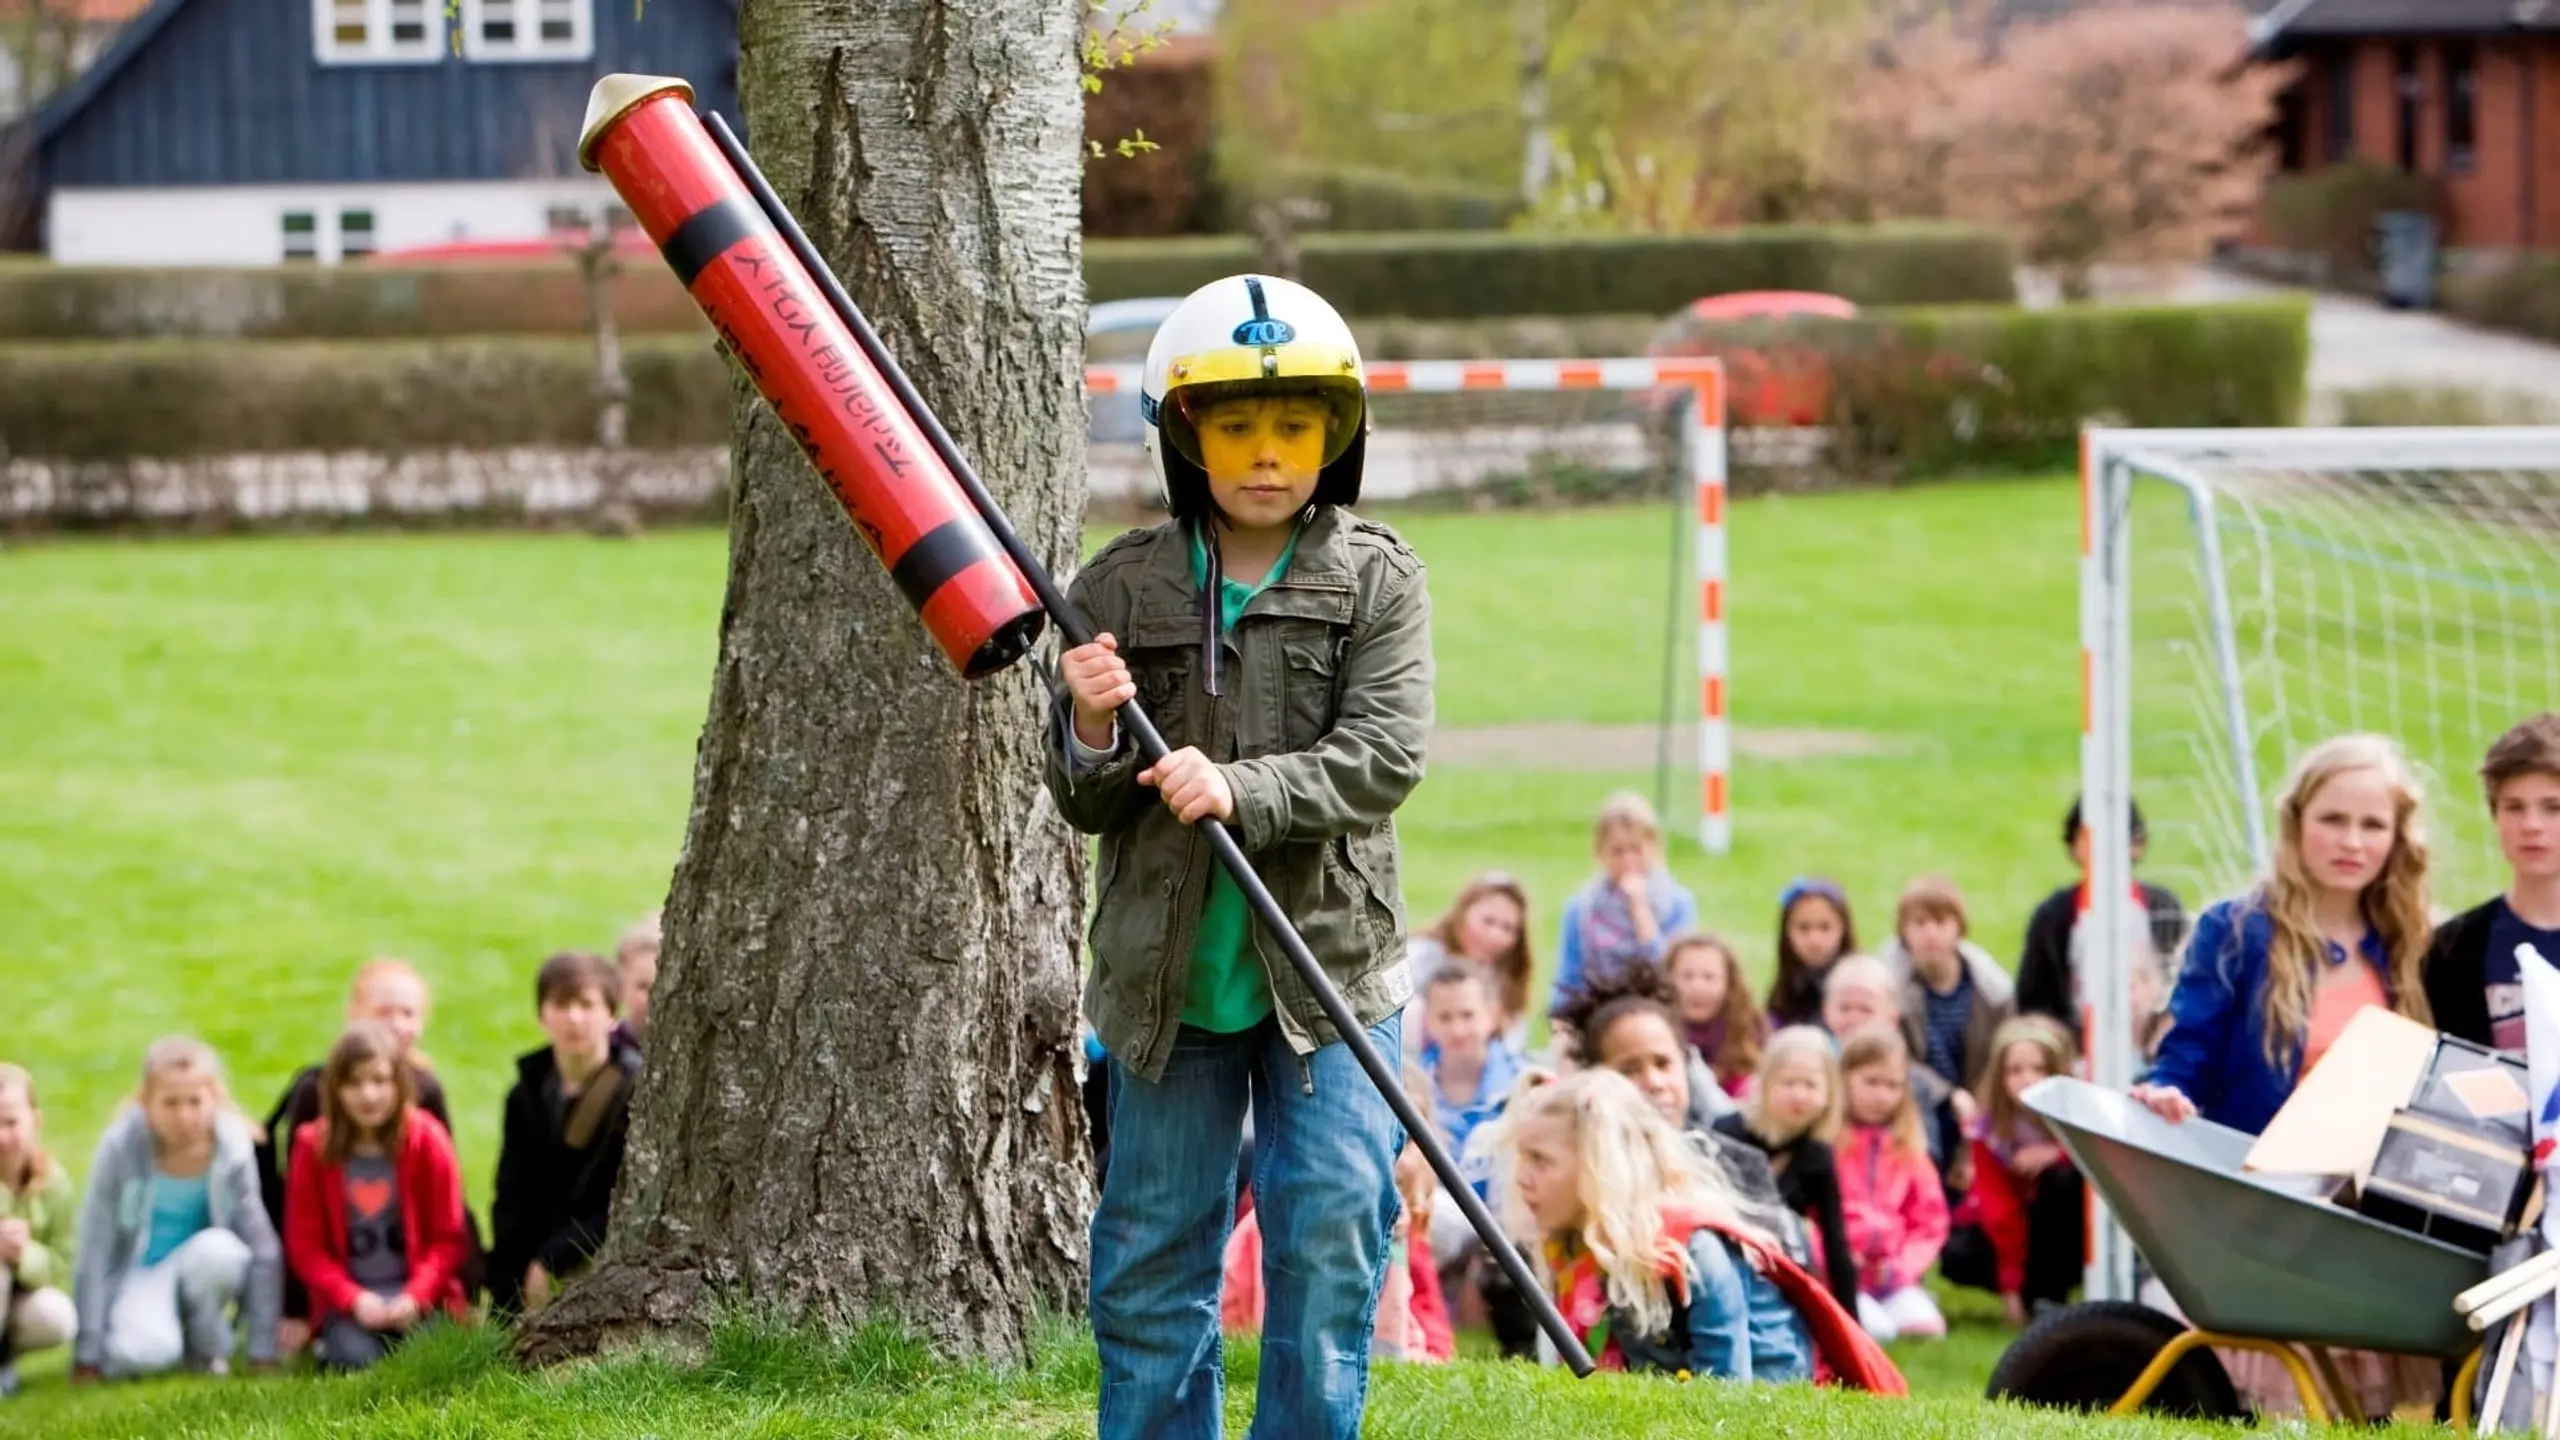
705, 112, 1593, 1378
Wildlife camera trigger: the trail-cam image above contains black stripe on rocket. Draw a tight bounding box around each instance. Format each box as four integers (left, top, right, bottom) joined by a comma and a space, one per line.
659, 195, 771, 288
888, 515, 1010, 611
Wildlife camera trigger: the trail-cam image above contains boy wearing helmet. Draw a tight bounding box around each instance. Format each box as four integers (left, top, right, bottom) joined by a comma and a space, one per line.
1044, 274, 1432, 1439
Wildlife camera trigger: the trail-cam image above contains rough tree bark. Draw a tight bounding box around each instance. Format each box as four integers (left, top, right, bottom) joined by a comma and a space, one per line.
517, 0, 1093, 1366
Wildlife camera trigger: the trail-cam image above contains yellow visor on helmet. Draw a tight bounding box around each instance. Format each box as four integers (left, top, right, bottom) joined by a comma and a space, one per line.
1158, 339, 1366, 474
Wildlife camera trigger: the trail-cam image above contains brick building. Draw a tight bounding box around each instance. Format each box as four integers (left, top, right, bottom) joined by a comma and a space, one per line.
2253, 0, 2560, 250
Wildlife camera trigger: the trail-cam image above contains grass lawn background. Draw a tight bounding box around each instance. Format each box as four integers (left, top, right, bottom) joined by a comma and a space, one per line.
7, 473, 2390, 1427
4, 480, 2098, 1216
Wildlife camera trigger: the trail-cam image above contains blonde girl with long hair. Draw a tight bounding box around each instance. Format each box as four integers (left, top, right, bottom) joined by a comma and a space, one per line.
2130, 734, 2443, 1419
1480, 1067, 1820, 1382
2134, 733, 2436, 1134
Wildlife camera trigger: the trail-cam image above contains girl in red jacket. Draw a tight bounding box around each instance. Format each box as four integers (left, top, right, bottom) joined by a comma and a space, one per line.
1832, 1027, 1949, 1343
1944, 1015, 2083, 1327
283, 1022, 470, 1371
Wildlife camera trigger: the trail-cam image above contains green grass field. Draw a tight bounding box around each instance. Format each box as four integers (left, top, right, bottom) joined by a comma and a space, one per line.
3, 481, 2098, 1211
9, 1308, 2390, 1440
1, 475, 2451, 1435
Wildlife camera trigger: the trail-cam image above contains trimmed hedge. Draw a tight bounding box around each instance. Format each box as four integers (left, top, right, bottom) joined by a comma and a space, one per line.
0, 264, 710, 342
1, 298, 2306, 468
0, 336, 733, 458
1085, 223, 2020, 315
0, 224, 2016, 341
2441, 255, 2560, 346
1656, 297, 2311, 474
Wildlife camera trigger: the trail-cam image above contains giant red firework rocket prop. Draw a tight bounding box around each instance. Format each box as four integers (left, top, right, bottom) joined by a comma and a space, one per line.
577, 74, 1045, 679
577, 74, 1601, 1377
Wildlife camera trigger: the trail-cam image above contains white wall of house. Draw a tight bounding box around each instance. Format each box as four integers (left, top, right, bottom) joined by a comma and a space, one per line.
45, 177, 627, 265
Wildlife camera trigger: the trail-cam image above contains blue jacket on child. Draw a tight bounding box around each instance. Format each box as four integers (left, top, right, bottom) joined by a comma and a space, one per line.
2148, 896, 2396, 1136
1611, 1230, 1813, 1383
1549, 870, 1699, 1011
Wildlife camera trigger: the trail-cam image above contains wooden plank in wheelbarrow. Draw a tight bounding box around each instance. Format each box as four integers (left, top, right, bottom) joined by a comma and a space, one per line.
2244, 1006, 2438, 1186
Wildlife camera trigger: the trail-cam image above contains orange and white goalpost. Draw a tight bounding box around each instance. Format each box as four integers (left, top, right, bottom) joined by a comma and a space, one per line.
1087, 357, 1732, 855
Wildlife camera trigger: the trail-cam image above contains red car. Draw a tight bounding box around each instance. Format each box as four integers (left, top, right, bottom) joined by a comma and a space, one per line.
1652, 290, 1858, 427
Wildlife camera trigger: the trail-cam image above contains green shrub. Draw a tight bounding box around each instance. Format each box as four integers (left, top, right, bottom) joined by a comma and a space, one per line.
4, 223, 2013, 341
2261, 161, 2449, 281
2439, 255, 2560, 345
0, 336, 732, 458
2333, 383, 2560, 427
0, 263, 708, 342
1084, 223, 2019, 314
2, 298, 2304, 471
1660, 298, 2310, 476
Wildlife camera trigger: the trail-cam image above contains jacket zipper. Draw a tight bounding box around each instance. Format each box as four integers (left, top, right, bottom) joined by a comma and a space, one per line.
1225, 616, 1315, 1068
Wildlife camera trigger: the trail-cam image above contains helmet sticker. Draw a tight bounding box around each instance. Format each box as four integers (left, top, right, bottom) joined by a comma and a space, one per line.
1232, 317, 1295, 347
1233, 275, 1295, 348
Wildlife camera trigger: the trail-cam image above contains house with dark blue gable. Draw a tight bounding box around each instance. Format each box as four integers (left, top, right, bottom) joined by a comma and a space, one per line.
25, 0, 735, 263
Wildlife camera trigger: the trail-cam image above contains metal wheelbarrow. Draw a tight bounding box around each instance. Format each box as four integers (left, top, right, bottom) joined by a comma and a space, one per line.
1986, 1076, 2491, 1426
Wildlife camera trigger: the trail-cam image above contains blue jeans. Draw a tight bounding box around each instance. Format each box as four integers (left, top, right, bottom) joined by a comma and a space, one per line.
1091, 1012, 1406, 1440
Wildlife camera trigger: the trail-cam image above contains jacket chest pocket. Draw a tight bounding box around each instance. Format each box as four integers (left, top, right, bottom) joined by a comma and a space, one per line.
1275, 621, 1349, 753
1121, 605, 1202, 751
1122, 645, 1193, 749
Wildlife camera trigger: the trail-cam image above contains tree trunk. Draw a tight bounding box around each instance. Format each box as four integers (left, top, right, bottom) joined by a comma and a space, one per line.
581, 226, 640, 536
516, 0, 1092, 1367
1515, 0, 1553, 207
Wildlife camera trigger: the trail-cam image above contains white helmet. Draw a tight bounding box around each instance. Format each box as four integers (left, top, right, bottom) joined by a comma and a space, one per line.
1139, 274, 1369, 518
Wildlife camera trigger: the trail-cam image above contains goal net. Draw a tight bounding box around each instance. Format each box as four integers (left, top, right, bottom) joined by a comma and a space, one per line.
2079, 424, 2560, 1301
1085, 357, 1734, 854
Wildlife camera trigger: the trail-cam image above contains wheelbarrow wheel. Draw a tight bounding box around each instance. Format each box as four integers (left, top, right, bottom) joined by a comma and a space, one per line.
1986, 1300, 2245, 1420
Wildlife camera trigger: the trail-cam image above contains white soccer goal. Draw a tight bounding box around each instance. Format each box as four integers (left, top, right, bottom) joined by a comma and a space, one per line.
1086, 357, 1735, 854
2079, 424, 2560, 1302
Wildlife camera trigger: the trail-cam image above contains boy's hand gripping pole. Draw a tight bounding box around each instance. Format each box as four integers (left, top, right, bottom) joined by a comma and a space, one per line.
698, 110, 1599, 1382
573, 73, 1593, 1378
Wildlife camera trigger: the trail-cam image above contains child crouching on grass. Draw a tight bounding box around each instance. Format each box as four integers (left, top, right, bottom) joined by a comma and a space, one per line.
1484, 1068, 1904, 1391
1712, 1027, 1858, 1314
255, 956, 468, 1352
0, 1065, 77, 1400
1222, 1064, 1452, 1364
489, 951, 640, 1317
1942, 1015, 2084, 1327
284, 1023, 471, 1371
73, 1038, 281, 1382
1833, 1028, 1949, 1344
1665, 933, 1765, 1100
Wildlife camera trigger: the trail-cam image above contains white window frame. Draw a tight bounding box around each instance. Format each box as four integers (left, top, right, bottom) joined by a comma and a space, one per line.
339, 207, 378, 261
281, 210, 320, 263
460, 0, 593, 63
313, 0, 442, 65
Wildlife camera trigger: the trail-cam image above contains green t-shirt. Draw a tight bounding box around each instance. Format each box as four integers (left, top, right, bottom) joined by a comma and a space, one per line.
1180, 524, 1301, 1033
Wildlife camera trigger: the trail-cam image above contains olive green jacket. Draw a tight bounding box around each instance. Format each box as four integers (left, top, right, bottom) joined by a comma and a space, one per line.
2, 1160, 78, 1292
1044, 505, 1434, 1083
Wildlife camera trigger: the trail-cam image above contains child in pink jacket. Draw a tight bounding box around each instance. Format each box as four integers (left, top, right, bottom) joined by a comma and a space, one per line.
1833, 1027, 1949, 1342
1221, 1072, 1452, 1363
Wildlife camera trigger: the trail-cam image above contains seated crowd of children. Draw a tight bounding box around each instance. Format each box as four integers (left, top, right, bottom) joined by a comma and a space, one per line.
4, 785, 2178, 1397
0, 916, 660, 1395
1344, 788, 2187, 1385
